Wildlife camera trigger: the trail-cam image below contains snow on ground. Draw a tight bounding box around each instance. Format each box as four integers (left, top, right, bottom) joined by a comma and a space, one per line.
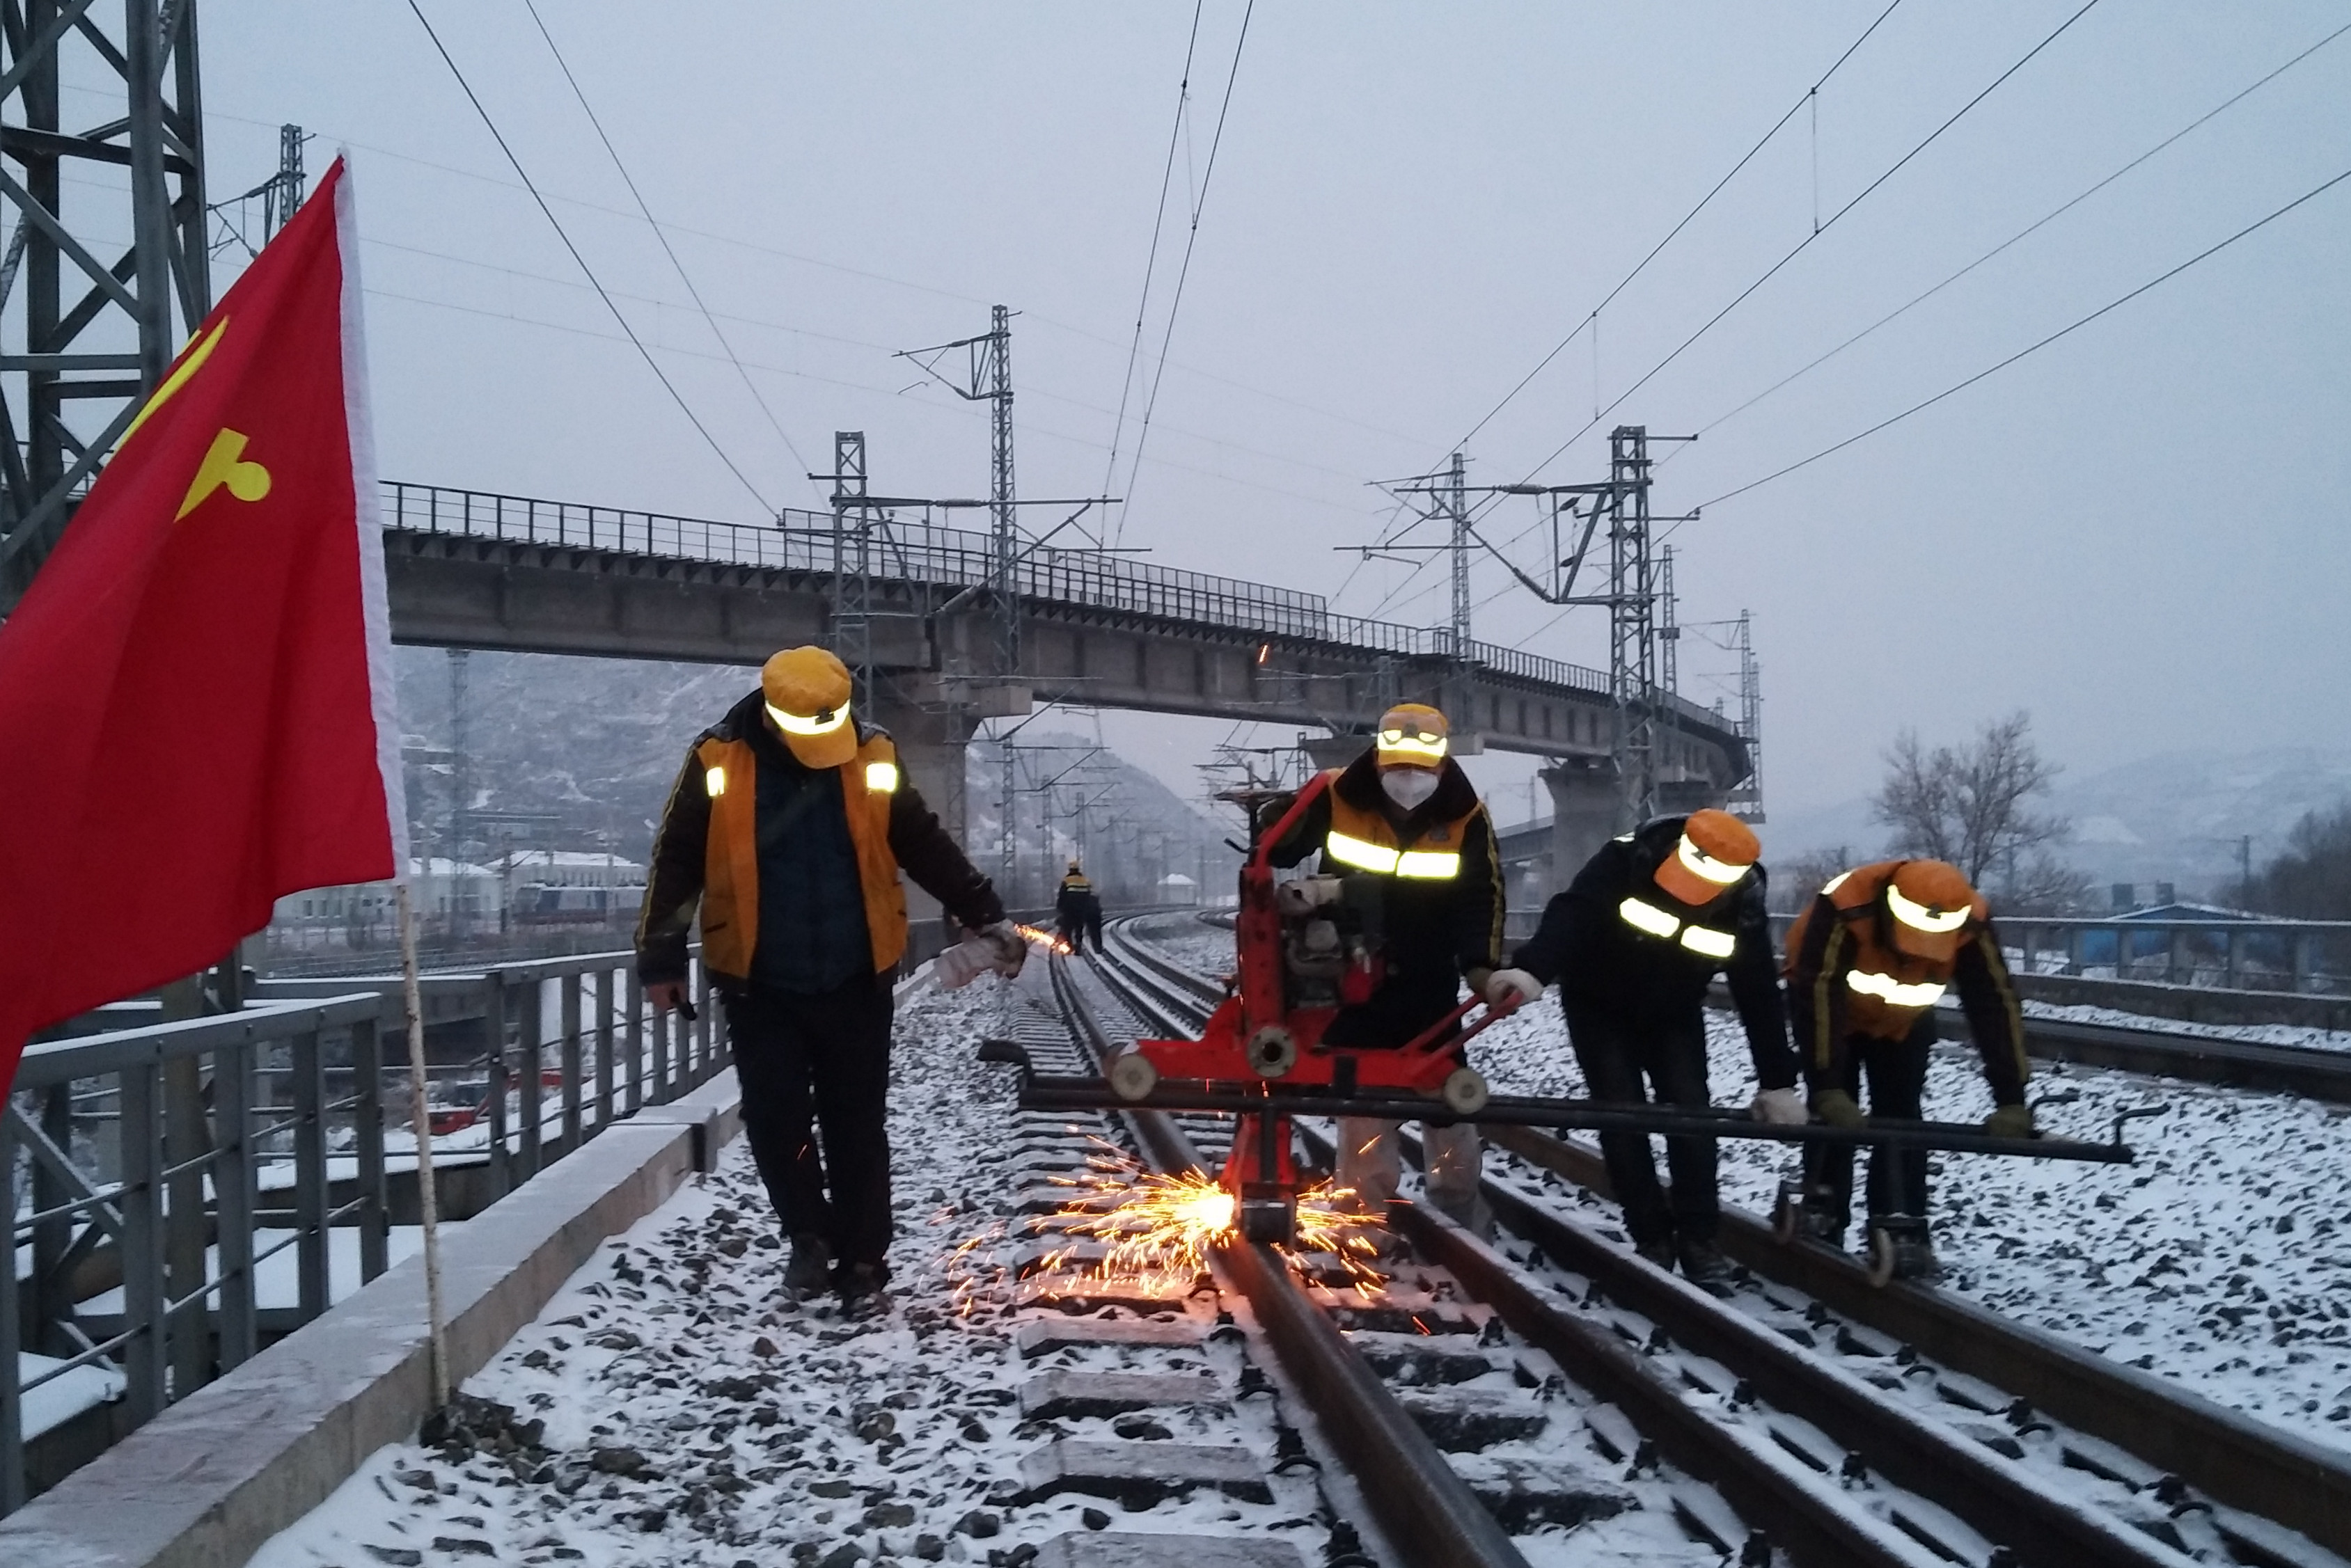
2017, 997, 2351, 1055
253, 975, 1330, 1568
1124, 914, 1232, 979
1470, 1001, 2351, 1455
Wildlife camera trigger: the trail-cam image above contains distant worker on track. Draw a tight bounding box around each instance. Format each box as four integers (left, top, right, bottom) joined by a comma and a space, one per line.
1503, 809, 1800, 1289
637, 646, 1025, 1314
1057, 861, 1103, 954
1784, 858, 2030, 1281
1266, 704, 1504, 1231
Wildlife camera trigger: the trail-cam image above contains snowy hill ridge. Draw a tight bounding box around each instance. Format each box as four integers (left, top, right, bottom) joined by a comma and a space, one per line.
1765, 746, 2351, 896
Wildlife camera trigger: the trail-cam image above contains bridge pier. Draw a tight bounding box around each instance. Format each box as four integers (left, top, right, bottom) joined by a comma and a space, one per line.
1540, 757, 1623, 901
867, 675, 1002, 931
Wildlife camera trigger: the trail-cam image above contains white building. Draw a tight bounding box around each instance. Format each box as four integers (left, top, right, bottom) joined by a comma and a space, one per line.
272, 857, 504, 929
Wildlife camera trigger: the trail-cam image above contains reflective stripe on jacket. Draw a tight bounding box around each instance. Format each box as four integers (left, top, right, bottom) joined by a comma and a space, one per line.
1323, 773, 1475, 880
1783, 860, 2028, 1102
693, 728, 908, 980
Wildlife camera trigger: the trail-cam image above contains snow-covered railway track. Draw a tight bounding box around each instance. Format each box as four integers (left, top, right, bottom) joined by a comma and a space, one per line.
1099, 918, 2351, 1568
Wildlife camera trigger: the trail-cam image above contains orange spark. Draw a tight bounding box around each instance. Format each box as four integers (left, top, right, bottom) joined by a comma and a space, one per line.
1016, 922, 1074, 955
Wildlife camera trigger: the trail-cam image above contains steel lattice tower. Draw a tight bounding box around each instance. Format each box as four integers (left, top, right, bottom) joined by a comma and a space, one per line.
1445, 450, 1469, 656
1606, 425, 1660, 826
986, 303, 1016, 677
0, 0, 210, 610
828, 429, 876, 704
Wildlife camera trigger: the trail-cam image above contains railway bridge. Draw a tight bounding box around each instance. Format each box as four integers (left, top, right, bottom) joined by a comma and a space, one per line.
377, 482, 1752, 898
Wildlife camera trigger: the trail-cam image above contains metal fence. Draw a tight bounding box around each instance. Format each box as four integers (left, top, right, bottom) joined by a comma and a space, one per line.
1760, 912, 2351, 995
3, 947, 723, 1513
377, 480, 1714, 720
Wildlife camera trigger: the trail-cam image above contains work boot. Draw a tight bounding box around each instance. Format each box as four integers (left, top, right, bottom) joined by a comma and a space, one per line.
783, 1233, 833, 1296
835, 1261, 890, 1319
1871, 1217, 1942, 1284
1675, 1237, 1735, 1295
1633, 1237, 1676, 1272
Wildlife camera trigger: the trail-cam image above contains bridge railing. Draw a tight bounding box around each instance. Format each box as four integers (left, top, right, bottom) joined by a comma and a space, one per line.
1, 947, 724, 1513
379, 482, 1640, 699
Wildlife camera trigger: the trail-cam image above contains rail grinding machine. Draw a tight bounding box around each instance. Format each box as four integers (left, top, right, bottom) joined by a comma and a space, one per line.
993, 773, 2159, 1279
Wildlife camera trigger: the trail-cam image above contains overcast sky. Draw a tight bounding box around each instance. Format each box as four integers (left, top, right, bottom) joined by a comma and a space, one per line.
182, 2, 2351, 823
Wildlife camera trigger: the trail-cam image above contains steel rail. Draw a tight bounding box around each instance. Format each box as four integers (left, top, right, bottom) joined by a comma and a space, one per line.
1097, 921, 2329, 1568
1044, 956, 1532, 1568
1089, 928, 1942, 1567
1114, 919, 2351, 1560
1486, 1124, 2351, 1562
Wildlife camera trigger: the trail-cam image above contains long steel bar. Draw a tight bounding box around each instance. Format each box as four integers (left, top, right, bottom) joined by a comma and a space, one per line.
1019, 1076, 2135, 1162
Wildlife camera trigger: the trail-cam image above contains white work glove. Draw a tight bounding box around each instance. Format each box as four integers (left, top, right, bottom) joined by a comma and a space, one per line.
978, 919, 1030, 977
1484, 967, 1544, 1008
1749, 1086, 1807, 1126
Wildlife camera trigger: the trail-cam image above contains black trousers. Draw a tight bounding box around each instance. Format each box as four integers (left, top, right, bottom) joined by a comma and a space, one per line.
1564, 1001, 1716, 1245
722, 973, 895, 1272
1058, 914, 1087, 953
1802, 1019, 1933, 1228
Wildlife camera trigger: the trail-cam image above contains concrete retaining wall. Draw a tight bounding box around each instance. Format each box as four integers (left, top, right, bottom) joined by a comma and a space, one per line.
0, 1069, 743, 1568
2012, 973, 2351, 1032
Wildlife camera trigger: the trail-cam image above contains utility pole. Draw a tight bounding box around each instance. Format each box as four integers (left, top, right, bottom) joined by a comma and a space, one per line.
448, 649, 471, 939
827, 430, 876, 704
0, 0, 211, 609
896, 307, 1019, 678
1727, 609, 1766, 823
1446, 450, 1470, 656
1607, 426, 1660, 825
265, 123, 306, 240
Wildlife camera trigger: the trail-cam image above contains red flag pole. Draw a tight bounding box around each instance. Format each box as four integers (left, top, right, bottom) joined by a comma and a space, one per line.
394, 879, 450, 1409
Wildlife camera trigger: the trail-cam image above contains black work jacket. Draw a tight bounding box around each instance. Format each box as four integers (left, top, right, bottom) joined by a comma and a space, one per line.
1513, 816, 1797, 1090
1265, 753, 1504, 983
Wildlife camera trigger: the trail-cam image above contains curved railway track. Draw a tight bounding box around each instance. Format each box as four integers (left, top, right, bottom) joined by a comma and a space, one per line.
1085, 910, 2351, 1568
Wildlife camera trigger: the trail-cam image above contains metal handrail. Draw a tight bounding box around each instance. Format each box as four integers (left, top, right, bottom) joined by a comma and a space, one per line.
3, 947, 726, 1514
378, 480, 1678, 711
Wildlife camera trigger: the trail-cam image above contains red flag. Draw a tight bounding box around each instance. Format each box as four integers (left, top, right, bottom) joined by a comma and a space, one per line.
0, 157, 404, 1079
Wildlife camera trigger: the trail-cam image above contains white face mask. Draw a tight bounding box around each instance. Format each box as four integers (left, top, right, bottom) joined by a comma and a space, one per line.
1381, 767, 1440, 811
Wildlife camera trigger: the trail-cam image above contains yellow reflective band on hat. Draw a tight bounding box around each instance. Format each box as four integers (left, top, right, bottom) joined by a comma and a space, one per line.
1887, 882, 1970, 935
1376, 729, 1448, 763
1677, 834, 1748, 887
766, 702, 851, 738
1325, 829, 1401, 875
704, 766, 727, 798
863, 760, 899, 793
1679, 924, 1736, 960
1847, 969, 1947, 1008
1394, 848, 1461, 879
1821, 870, 1851, 896
1619, 897, 1681, 940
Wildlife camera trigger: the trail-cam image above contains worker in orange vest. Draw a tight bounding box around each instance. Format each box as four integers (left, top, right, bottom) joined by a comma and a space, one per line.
1264, 704, 1504, 1232
638, 647, 1023, 1314
1783, 858, 2031, 1280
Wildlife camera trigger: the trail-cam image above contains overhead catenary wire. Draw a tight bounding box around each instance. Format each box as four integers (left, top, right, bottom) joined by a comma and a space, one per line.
1114, 0, 1256, 548
1683, 16, 2351, 446
1685, 160, 2351, 514
406, 0, 771, 513
519, 0, 821, 505
1100, 4, 1206, 520
1442, 0, 1905, 460
1360, 0, 2105, 622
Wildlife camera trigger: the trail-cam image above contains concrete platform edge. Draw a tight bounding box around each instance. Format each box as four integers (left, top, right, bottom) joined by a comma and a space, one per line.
0, 1092, 739, 1568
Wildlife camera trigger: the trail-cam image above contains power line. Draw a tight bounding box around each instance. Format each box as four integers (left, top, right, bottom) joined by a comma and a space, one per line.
402, 0, 773, 512
1445, 0, 1905, 459
1688, 160, 2351, 512
1686, 16, 2351, 445
1100, 3, 1205, 520
1503, 0, 2104, 497
1362, 0, 2107, 620
521, 0, 820, 502
1115, 0, 1256, 548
